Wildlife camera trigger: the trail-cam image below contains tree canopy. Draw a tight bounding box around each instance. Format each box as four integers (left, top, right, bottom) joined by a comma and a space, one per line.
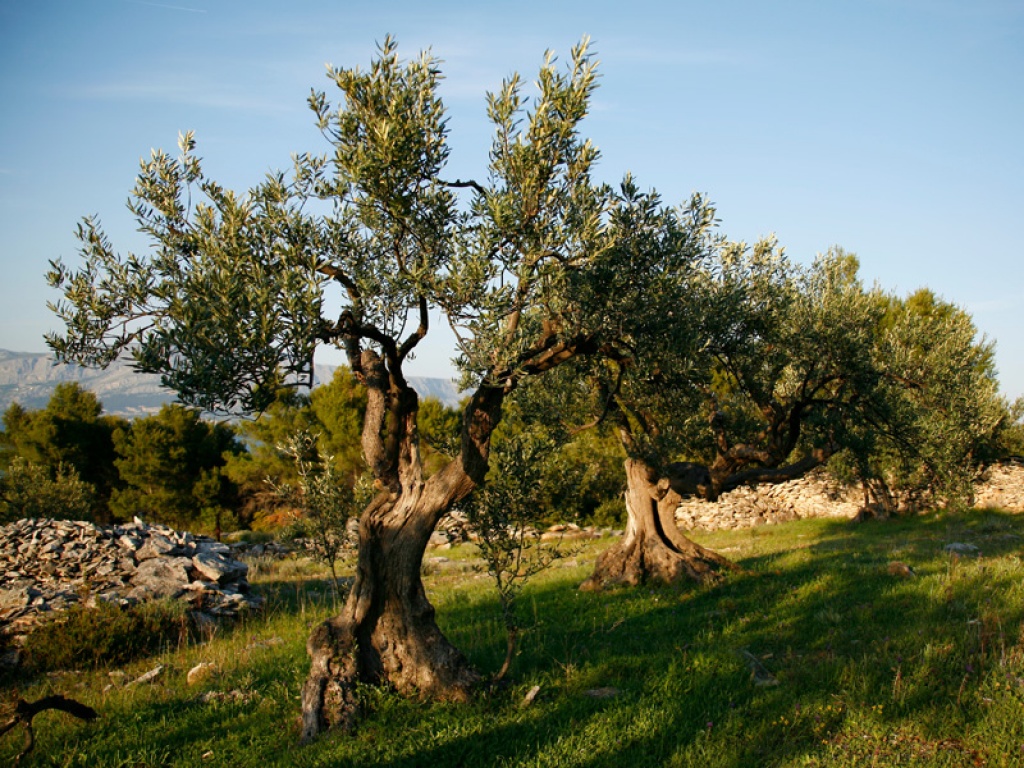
1, 383, 122, 522
110, 404, 241, 531
46, 37, 697, 738
41, 35, 1016, 739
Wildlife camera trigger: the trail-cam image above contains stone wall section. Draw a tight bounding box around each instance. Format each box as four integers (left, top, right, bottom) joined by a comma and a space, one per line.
3, 462, 1022, 657
0, 517, 262, 655
675, 461, 1024, 532
973, 460, 1024, 512
675, 467, 861, 532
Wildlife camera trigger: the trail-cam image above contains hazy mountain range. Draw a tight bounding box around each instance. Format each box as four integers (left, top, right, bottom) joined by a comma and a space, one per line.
0, 349, 463, 417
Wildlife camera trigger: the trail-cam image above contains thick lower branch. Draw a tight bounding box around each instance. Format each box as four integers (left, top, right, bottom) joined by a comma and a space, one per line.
716, 443, 837, 495
1, 696, 98, 766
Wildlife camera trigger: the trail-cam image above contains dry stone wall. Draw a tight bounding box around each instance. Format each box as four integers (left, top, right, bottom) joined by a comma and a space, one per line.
3, 463, 1021, 657
0, 517, 262, 654
675, 468, 860, 532
973, 461, 1024, 512
675, 461, 1024, 532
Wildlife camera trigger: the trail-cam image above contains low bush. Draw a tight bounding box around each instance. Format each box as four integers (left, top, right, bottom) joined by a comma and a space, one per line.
0, 457, 96, 524
21, 599, 193, 670
228, 529, 277, 545
588, 496, 627, 528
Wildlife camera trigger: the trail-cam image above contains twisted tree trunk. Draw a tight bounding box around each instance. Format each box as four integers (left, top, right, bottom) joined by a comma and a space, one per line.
300, 372, 504, 742
580, 458, 735, 591
300, 477, 479, 740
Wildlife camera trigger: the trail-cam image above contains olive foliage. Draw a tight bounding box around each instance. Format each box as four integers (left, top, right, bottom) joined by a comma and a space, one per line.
46, 38, 717, 737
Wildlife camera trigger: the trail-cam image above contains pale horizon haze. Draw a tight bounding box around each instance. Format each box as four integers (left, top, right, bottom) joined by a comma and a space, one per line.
1, 0, 1021, 400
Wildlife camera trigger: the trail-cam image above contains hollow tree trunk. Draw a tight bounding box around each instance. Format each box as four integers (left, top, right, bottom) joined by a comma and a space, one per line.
300, 476, 479, 741
580, 458, 735, 591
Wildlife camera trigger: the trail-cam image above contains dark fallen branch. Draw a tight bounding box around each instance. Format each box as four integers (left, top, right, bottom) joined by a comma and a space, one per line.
0, 695, 98, 766
736, 648, 779, 687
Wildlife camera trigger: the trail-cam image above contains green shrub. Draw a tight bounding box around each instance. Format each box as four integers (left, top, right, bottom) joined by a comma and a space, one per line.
21, 599, 193, 670
230, 529, 277, 545
0, 457, 95, 524
589, 496, 626, 528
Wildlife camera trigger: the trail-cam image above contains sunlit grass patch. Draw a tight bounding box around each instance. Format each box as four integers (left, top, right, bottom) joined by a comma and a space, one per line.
5, 508, 1024, 766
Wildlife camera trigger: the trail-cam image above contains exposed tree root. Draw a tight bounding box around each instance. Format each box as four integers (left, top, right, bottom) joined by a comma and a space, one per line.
581, 459, 737, 591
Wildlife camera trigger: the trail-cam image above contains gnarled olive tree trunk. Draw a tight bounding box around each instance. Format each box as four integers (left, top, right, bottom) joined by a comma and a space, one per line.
580, 459, 735, 591
300, 470, 479, 740
300, 363, 503, 742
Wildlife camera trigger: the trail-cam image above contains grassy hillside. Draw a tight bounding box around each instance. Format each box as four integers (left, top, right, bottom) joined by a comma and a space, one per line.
4, 509, 1024, 767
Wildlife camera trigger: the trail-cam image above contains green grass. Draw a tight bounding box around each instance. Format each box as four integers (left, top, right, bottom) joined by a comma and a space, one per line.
5, 510, 1024, 767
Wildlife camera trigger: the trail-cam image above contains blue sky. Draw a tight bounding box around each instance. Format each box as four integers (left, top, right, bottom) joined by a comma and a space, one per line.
1, 0, 1021, 399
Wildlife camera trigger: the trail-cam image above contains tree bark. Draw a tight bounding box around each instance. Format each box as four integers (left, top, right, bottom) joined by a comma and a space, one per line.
580, 458, 735, 591
300, 472, 480, 740
300, 378, 504, 742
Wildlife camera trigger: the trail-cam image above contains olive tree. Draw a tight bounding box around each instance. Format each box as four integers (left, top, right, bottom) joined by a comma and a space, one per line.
840, 288, 1007, 512
688, 248, 1007, 517
578, 244, 893, 589
222, 366, 368, 529
536, 182, 740, 590
456, 421, 562, 683
46, 38, 683, 738
693, 245, 883, 496
272, 430, 363, 595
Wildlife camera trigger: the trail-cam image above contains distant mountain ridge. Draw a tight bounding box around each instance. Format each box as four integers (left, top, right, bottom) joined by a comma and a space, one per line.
0, 349, 463, 417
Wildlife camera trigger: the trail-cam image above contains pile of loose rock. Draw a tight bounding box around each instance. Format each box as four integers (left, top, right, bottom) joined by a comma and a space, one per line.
427, 513, 619, 550
675, 468, 861, 532
973, 460, 1024, 512
0, 517, 263, 654
675, 461, 1024, 532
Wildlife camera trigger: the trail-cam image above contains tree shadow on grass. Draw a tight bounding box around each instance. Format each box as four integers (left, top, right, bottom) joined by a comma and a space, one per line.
11, 510, 1024, 766
232, 510, 1024, 766
405, 509, 1024, 766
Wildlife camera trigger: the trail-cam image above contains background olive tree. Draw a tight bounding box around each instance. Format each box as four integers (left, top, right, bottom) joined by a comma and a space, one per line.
271, 430, 368, 595
834, 288, 1009, 514
222, 367, 368, 530
455, 418, 565, 684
